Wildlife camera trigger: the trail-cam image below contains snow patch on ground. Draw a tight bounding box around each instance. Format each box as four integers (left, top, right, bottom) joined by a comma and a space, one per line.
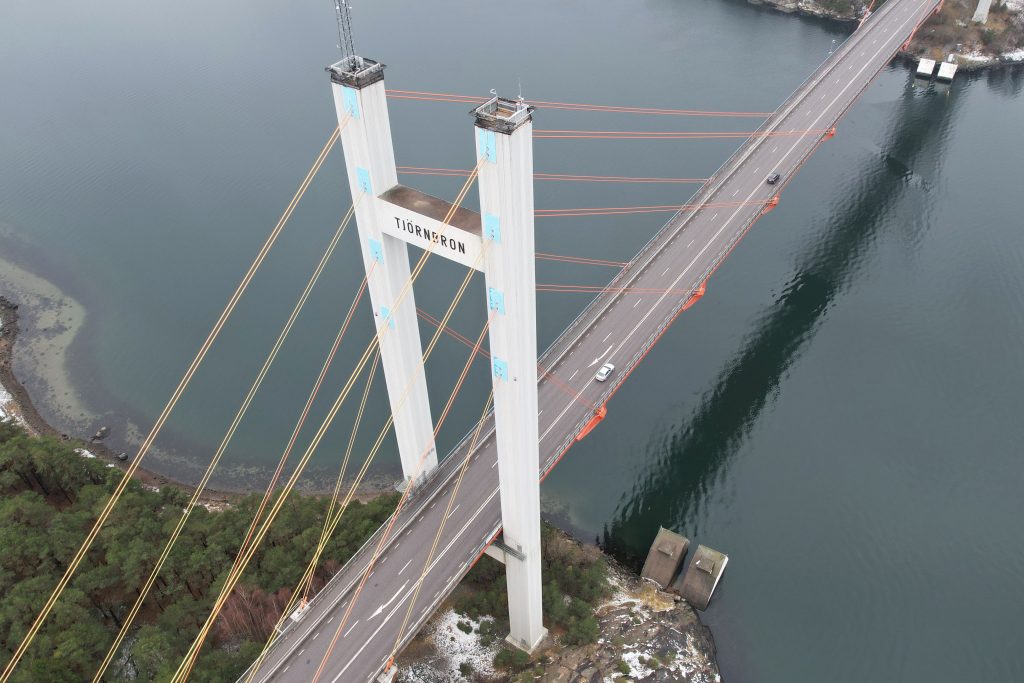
74, 448, 97, 459
0, 387, 20, 424
606, 632, 721, 683
956, 49, 997, 64
1002, 48, 1024, 61
402, 609, 500, 682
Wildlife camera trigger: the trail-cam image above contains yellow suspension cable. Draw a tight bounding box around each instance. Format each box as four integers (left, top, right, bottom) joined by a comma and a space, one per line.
306, 347, 381, 600
244, 314, 490, 683
390, 385, 495, 659
0, 125, 343, 683
91, 199, 359, 682
175, 319, 382, 683
218, 265, 375, 608
184, 270, 377, 683
306, 309, 493, 683
172, 158, 485, 682
239, 350, 381, 683
197, 244, 484, 683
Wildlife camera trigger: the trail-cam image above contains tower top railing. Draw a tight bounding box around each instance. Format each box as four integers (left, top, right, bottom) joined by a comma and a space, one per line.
326, 55, 385, 89
473, 96, 534, 133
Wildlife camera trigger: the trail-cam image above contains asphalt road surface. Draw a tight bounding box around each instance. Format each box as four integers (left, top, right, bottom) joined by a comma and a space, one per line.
241, 0, 940, 679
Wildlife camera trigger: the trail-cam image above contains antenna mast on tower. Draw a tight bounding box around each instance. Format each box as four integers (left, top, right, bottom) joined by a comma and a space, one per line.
334, 0, 358, 65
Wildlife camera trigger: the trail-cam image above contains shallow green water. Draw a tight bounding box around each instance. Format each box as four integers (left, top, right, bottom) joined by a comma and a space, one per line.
2, 0, 1023, 679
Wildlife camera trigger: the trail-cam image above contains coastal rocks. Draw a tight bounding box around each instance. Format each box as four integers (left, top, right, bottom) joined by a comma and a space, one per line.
0, 297, 31, 430
748, 0, 1024, 69
746, 0, 858, 22
0, 257, 93, 436
537, 574, 719, 683
397, 549, 720, 682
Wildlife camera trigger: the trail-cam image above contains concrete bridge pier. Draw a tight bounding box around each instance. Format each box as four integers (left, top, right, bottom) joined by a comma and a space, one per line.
474, 96, 547, 653
328, 57, 438, 484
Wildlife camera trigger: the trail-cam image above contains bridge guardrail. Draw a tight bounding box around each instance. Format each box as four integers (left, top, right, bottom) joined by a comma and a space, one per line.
608, 0, 934, 398
540, 0, 908, 461
531, 0, 896, 390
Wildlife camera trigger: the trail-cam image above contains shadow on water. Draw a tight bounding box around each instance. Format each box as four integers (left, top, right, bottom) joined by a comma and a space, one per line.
601, 75, 961, 568
979, 62, 1024, 98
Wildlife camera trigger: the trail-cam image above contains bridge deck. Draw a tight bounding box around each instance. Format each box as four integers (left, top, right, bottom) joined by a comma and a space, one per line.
242, 0, 940, 679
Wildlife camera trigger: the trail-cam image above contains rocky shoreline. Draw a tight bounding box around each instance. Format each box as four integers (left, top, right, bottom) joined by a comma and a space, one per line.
747, 0, 1024, 70
0, 295, 241, 505
0, 292, 399, 504
398, 531, 721, 682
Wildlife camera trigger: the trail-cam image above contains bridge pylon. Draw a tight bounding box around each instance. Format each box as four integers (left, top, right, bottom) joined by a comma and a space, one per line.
327, 55, 546, 651
474, 97, 548, 653
327, 56, 438, 484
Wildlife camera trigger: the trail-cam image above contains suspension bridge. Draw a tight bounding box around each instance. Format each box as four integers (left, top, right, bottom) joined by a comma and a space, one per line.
0, 0, 943, 681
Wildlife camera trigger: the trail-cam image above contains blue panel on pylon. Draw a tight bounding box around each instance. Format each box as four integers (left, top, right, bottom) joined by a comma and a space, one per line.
379, 306, 395, 329
492, 357, 508, 381
342, 86, 360, 118
356, 167, 372, 194
368, 238, 384, 264
487, 287, 505, 314
477, 128, 496, 163
483, 214, 501, 243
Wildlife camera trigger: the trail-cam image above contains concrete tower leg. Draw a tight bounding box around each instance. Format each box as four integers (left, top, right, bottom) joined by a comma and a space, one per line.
328, 58, 438, 483
474, 97, 547, 652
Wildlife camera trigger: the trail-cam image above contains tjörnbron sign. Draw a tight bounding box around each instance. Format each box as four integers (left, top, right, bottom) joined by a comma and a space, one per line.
391, 217, 467, 254
378, 199, 484, 272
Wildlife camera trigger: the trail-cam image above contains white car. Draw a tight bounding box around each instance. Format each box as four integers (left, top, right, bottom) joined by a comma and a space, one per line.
594, 362, 615, 382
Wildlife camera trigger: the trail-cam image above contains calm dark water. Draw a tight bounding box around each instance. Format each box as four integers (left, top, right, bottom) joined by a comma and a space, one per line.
3, 0, 1024, 680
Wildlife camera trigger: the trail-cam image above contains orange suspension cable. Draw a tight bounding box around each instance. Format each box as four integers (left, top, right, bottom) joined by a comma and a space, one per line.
385, 88, 771, 117
535, 128, 825, 136
540, 208, 679, 217
534, 128, 828, 139
536, 252, 629, 267
860, 0, 878, 26
396, 166, 708, 184
533, 173, 707, 183
535, 198, 769, 218
415, 308, 597, 412
537, 284, 693, 295
536, 204, 684, 214
417, 308, 487, 356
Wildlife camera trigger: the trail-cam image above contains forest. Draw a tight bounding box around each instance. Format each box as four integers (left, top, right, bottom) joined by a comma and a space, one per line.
0, 422, 398, 681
